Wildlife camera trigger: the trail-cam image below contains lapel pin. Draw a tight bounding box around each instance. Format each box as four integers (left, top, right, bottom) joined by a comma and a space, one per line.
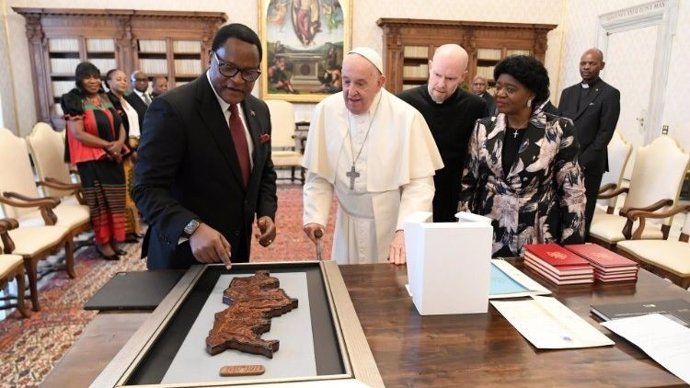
250, 110, 256, 117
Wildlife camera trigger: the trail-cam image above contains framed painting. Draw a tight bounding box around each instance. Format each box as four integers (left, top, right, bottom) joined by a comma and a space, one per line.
259, 0, 352, 102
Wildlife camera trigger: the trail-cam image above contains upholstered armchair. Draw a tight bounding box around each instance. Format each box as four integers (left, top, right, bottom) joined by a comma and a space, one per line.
0, 219, 30, 318
0, 214, 72, 311
26, 122, 85, 205
0, 128, 90, 235
597, 130, 633, 214
589, 136, 690, 249
265, 99, 304, 183
616, 205, 690, 289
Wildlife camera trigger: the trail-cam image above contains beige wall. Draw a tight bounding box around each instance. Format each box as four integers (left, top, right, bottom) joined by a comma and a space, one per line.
1, 0, 687, 147
1, 0, 565, 134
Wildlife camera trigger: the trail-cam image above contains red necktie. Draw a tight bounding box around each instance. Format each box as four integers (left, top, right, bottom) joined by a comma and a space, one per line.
229, 104, 251, 188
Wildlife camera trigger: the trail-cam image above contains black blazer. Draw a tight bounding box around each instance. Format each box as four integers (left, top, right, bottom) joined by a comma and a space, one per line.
558, 79, 620, 172
480, 92, 495, 116
124, 92, 147, 131
133, 74, 278, 269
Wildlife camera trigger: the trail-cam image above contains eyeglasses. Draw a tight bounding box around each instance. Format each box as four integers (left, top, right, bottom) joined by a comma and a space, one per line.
213, 51, 261, 82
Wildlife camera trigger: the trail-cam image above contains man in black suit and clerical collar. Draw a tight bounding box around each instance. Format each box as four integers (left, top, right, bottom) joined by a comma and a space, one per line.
397, 44, 488, 222
471, 75, 495, 115
558, 47, 620, 238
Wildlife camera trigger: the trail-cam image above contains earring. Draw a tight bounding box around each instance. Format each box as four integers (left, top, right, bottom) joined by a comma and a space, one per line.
527, 98, 533, 107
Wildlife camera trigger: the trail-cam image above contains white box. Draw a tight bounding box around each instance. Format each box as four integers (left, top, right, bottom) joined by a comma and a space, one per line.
404, 211, 493, 315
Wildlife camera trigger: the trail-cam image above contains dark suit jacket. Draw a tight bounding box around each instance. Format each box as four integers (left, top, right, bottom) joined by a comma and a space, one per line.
480, 92, 496, 116
458, 112, 586, 256
558, 79, 620, 172
133, 74, 278, 269
124, 92, 147, 131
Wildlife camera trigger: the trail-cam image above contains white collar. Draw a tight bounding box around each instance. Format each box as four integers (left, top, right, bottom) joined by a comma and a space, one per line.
206, 71, 231, 113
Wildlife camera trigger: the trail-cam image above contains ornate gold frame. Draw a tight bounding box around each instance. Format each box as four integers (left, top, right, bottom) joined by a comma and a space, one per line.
259, 0, 352, 102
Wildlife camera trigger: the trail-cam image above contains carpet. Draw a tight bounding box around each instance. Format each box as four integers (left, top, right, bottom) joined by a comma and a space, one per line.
0, 184, 335, 387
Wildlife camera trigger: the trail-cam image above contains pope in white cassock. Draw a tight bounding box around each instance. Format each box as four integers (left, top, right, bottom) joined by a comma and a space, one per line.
302, 47, 444, 265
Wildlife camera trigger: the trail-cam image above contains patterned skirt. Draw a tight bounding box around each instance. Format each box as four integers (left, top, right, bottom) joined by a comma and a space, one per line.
76, 160, 126, 245
122, 157, 141, 235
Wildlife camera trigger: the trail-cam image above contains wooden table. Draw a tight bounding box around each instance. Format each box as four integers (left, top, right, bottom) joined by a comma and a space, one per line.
41, 262, 690, 387
343, 262, 690, 387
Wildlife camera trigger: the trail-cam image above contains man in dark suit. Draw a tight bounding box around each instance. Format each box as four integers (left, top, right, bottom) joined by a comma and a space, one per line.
124, 70, 149, 129
398, 44, 487, 222
471, 75, 495, 115
134, 23, 278, 270
558, 48, 620, 237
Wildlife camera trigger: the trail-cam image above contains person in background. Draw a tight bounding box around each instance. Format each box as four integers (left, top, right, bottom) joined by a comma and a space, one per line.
151, 75, 169, 98
471, 75, 496, 115
127, 70, 150, 127
398, 44, 487, 222
302, 47, 443, 265
105, 68, 144, 242
558, 48, 620, 238
459, 55, 586, 257
130, 70, 152, 104
134, 23, 277, 270
60, 62, 128, 260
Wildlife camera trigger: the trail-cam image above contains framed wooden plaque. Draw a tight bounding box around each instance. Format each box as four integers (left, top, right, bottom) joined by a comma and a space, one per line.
92, 261, 383, 387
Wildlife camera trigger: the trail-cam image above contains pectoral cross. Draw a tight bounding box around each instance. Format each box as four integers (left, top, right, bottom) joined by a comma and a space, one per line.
346, 165, 360, 190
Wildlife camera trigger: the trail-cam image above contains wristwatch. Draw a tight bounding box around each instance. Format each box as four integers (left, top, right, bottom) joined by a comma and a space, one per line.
183, 219, 201, 238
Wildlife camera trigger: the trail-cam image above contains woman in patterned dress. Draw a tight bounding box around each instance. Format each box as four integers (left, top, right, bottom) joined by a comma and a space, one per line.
105, 68, 144, 242
61, 62, 128, 260
458, 55, 586, 257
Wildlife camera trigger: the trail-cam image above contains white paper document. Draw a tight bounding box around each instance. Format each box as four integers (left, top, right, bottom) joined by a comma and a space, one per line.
602, 313, 690, 384
491, 295, 614, 349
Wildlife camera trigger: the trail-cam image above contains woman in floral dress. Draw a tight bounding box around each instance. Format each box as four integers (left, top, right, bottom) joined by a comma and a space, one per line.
458, 55, 586, 257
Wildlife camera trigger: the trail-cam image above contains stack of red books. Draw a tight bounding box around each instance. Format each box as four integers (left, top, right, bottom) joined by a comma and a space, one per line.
523, 243, 594, 285
565, 244, 639, 282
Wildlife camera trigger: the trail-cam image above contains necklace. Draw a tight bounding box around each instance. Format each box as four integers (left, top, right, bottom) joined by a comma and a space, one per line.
507, 118, 529, 139
346, 97, 382, 190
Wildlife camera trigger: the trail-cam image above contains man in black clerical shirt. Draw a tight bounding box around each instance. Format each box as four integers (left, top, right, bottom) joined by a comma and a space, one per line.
558, 48, 620, 237
398, 44, 488, 222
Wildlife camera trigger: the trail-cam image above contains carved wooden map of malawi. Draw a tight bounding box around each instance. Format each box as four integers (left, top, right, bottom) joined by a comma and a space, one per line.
206, 270, 299, 358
